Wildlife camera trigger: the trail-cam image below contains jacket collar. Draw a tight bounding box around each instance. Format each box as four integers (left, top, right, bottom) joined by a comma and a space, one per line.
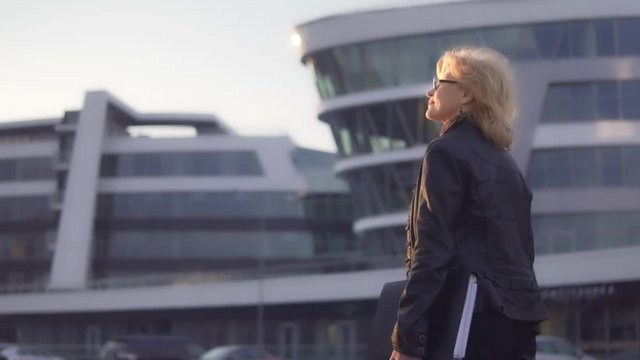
440, 112, 474, 136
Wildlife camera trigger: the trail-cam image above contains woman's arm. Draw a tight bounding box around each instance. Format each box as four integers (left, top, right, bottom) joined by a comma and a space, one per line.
391, 139, 468, 357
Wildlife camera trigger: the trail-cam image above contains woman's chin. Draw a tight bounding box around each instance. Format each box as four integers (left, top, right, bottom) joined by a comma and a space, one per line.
425, 112, 443, 122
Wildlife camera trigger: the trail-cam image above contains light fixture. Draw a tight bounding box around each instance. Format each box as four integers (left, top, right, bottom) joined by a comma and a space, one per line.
290, 32, 302, 47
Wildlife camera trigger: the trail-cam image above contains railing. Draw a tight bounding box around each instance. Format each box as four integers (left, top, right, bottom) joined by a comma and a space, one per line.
0, 255, 403, 295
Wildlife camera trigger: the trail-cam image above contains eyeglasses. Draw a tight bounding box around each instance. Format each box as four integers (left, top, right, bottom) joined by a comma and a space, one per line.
433, 77, 458, 90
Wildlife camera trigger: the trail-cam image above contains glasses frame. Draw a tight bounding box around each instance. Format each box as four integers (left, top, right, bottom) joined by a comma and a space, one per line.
433, 77, 458, 90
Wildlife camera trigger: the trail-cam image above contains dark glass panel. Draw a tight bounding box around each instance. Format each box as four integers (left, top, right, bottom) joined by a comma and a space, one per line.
533, 212, 640, 255
0, 158, 53, 182
527, 153, 546, 188
544, 151, 571, 187
569, 83, 596, 121
0, 196, 52, 222
620, 80, 640, 119
100, 151, 263, 177
541, 85, 572, 123
616, 18, 640, 56
593, 19, 615, 56
623, 147, 640, 185
361, 40, 397, 89
570, 148, 598, 187
533, 22, 563, 58
96, 192, 304, 219
569, 21, 597, 57
599, 147, 623, 186
595, 81, 620, 119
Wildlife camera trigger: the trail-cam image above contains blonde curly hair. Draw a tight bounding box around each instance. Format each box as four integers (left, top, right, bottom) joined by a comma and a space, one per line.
437, 47, 517, 150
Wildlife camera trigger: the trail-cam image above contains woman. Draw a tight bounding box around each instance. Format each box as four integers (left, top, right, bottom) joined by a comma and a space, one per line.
390, 47, 547, 360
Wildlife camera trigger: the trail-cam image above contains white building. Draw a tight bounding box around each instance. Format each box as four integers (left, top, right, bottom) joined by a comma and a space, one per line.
0, 91, 370, 360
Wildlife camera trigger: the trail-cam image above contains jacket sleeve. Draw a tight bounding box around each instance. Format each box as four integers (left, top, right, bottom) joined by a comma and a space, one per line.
391, 139, 468, 357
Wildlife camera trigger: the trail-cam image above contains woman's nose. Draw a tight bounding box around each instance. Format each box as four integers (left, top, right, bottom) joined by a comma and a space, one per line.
426, 88, 435, 97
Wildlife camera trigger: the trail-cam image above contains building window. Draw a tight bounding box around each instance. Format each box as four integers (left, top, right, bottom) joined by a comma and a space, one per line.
0, 196, 52, 222
307, 18, 640, 99
100, 151, 263, 177
528, 146, 640, 189
541, 80, 640, 123
96, 192, 304, 219
533, 211, 640, 255
0, 158, 53, 182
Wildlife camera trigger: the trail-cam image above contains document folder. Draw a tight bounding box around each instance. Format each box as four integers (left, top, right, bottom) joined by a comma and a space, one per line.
453, 274, 477, 359
366, 271, 477, 360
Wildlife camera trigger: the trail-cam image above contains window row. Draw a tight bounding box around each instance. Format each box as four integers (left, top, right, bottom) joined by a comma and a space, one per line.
0, 196, 53, 222
357, 227, 406, 258
0, 132, 55, 145
308, 18, 640, 99
96, 230, 354, 259
0, 272, 48, 289
301, 193, 354, 221
324, 99, 440, 157
346, 161, 420, 218
100, 151, 263, 177
0, 157, 53, 182
541, 80, 640, 123
354, 210, 640, 258
528, 146, 640, 189
532, 211, 640, 255
96, 192, 306, 219
0, 232, 53, 259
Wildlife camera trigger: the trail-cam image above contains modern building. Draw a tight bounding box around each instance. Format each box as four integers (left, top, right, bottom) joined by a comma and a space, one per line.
293, 0, 640, 358
0, 91, 372, 358
2, 1, 640, 359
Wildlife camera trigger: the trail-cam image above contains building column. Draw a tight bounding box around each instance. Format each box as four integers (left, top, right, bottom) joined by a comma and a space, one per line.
49, 91, 110, 289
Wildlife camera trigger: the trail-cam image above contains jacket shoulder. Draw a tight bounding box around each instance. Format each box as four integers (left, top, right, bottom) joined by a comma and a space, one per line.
427, 133, 472, 163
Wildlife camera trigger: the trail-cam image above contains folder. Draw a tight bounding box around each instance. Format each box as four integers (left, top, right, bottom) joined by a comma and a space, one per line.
366, 271, 477, 360
453, 274, 477, 359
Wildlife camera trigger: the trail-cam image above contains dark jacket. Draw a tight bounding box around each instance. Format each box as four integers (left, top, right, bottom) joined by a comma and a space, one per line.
391, 115, 547, 358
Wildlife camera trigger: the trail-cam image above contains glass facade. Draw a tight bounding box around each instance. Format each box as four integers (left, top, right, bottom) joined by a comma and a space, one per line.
99, 230, 315, 259
0, 132, 55, 145
301, 193, 353, 221
100, 151, 263, 177
346, 161, 420, 218
528, 146, 640, 189
95, 192, 305, 219
532, 211, 640, 255
541, 80, 640, 123
0, 232, 52, 260
0, 158, 53, 182
325, 99, 439, 157
92, 190, 356, 277
358, 227, 405, 258
308, 18, 640, 99
0, 196, 53, 222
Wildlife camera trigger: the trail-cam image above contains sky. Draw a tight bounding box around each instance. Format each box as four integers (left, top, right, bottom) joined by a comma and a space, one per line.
0, 0, 429, 152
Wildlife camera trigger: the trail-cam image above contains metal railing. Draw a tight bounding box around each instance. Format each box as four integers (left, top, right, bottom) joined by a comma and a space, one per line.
0, 255, 403, 295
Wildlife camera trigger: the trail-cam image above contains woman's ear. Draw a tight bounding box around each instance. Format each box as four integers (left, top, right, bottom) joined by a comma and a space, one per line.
461, 89, 473, 105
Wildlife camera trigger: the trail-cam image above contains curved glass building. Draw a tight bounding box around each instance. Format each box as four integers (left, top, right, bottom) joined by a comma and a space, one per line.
295, 0, 640, 356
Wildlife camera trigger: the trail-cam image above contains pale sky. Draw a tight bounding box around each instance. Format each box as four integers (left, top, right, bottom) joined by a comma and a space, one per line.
0, 0, 427, 152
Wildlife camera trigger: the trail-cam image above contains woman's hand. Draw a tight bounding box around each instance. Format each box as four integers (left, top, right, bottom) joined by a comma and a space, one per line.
389, 350, 421, 360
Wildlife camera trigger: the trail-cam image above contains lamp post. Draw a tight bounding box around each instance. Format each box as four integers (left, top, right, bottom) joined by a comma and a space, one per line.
257, 218, 265, 349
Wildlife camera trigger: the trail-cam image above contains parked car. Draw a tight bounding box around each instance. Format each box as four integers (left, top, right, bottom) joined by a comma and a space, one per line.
0, 344, 66, 360
200, 346, 280, 360
536, 336, 598, 360
99, 335, 205, 360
